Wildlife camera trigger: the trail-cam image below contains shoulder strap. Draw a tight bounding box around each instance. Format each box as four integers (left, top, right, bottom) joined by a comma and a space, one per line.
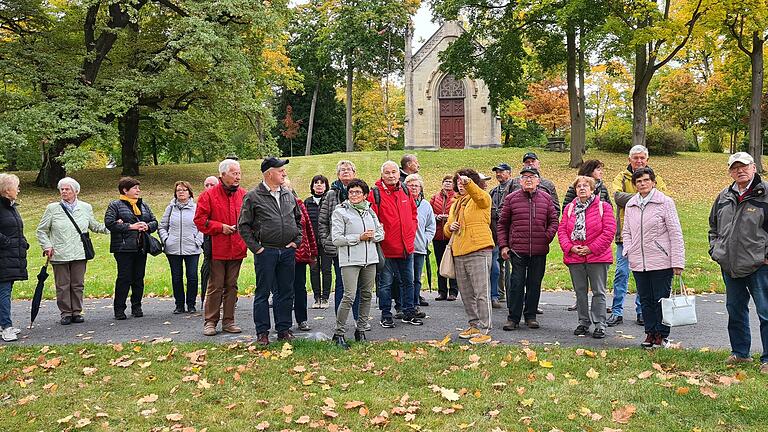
60, 203, 84, 235
372, 186, 381, 208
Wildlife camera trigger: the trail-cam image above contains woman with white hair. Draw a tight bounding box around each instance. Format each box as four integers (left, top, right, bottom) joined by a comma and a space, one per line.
405, 174, 436, 318
36, 177, 109, 325
0, 173, 28, 341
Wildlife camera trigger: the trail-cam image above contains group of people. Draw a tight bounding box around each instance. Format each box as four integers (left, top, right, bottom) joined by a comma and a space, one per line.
0, 149, 767, 374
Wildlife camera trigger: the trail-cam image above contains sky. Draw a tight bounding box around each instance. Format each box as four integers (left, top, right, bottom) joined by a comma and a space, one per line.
412, 3, 440, 51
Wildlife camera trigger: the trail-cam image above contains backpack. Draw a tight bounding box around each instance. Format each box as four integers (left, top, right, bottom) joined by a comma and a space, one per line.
371, 183, 410, 208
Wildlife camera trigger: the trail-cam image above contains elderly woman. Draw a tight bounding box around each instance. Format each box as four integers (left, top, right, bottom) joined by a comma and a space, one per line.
558, 176, 616, 339
0, 173, 27, 342
430, 175, 459, 301
331, 179, 384, 349
35, 177, 109, 325
562, 160, 612, 207
622, 167, 685, 349
305, 174, 331, 309
105, 177, 158, 320
159, 181, 203, 315
444, 169, 494, 345
405, 174, 436, 317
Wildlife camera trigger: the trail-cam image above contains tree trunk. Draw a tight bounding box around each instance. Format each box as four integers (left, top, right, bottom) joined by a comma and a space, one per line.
749, 32, 764, 172
119, 105, 141, 176
151, 134, 159, 166
345, 60, 354, 152
305, 82, 319, 156
632, 44, 650, 148
578, 29, 587, 155
503, 127, 510, 147
566, 28, 584, 168
35, 141, 68, 188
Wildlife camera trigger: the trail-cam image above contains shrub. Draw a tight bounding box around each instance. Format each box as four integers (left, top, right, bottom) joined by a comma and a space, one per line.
705, 132, 724, 153
593, 120, 632, 153
645, 124, 686, 155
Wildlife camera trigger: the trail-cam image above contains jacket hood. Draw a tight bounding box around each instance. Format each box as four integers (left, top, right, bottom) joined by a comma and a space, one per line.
626, 188, 667, 208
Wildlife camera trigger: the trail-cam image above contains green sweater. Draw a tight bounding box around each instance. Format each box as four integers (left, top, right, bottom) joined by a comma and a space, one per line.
35, 201, 109, 263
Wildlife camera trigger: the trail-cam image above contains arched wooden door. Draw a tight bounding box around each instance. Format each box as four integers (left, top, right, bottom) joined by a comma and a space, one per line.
438, 75, 466, 149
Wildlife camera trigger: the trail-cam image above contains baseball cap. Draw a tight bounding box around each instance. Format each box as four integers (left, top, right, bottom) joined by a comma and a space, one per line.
522, 152, 538, 163
520, 167, 540, 177
728, 152, 754, 168
261, 157, 289, 173
492, 163, 512, 172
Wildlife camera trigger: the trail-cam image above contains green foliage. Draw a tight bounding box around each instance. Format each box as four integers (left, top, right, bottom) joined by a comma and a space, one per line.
645, 124, 686, 156
593, 120, 633, 153
705, 132, 724, 153
504, 120, 548, 148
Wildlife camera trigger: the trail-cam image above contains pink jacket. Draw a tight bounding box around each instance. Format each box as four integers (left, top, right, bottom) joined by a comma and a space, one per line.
558, 198, 616, 265
621, 190, 685, 272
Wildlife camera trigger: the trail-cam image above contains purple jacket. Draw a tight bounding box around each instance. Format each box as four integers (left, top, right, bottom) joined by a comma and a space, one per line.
558, 197, 616, 265
497, 188, 559, 257
621, 190, 685, 272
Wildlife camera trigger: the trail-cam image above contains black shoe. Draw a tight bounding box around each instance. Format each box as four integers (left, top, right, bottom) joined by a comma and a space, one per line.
435, 295, 447, 301
332, 334, 350, 350
173, 306, 185, 314
415, 310, 427, 319
72, 315, 84, 323
502, 320, 519, 331
567, 303, 578, 311
401, 316, 424, 326
592, 328, 606, 339
525, 319, 540, 329
636, 315, 645, 326
573, 325, 590, 336
115, 311, 127, 320
419, 296, 429, 306
394, 311, 404, 320
131, 307, 143, 318
606, 314, 623, 327
354, 329, 366, 342
380, 318, 395, 328
187, 306, 197, 314
60, 316, 72, 325
536, 308, 544, 314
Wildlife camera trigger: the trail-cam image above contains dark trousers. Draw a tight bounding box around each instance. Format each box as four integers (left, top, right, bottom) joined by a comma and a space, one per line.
507, 254, 546, 323
167, 254, 200, 309
333, 256, 360, 320
723, 265, 768, 363
113, 252, 148, 314
433, 239, 458, 297
200, 236, 212, 306
294, 262, 308, 324
310, 248, 332, 301
254, 247, 295, 334
634, 269, 673, 338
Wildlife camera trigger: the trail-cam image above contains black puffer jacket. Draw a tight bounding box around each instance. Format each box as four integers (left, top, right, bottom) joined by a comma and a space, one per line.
304, 195, 324, 249
104, 199, 158, 254
0, 196, 29, 282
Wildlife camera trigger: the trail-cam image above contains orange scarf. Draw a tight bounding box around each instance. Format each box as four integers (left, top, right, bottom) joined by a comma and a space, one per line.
119, 195, 141, 216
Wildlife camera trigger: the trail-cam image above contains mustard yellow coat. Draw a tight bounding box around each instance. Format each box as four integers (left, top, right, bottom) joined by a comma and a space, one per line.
443, 181, 494, 257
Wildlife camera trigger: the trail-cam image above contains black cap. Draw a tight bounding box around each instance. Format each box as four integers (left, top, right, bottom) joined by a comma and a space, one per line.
492, 163, 512, 172
522, 152, 538, 163
261, 157, 289, 173
520, 167, 540, 177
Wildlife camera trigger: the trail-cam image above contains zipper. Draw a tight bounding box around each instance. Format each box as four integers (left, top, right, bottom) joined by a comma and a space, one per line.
178, 206, 183, 254
654, 240, 668, 256
639, 204, 646, 270
359, 209, 369, 264
528, 195, 533, 256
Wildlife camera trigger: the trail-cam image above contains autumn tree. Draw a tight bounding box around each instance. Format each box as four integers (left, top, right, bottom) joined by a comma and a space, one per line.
281, 105, 303, 157
517, 79, 571, 136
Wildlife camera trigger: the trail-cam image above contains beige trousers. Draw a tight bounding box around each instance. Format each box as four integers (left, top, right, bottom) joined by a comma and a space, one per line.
454, 249, 493, 330
53, 260, 87, 318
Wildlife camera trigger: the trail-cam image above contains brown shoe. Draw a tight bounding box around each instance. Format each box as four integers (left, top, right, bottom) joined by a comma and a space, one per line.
222, 324, 242, 334
761, 363, 768, 374
525, 319, 540, 329
203, 322, 217, 336
447, 295, 457, 301
256, 332, 270, 346
725, 354, 754, 364
277, 330, 295, 341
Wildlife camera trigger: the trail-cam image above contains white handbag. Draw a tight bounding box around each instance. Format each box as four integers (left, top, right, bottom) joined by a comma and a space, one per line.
660, 275, 697, 327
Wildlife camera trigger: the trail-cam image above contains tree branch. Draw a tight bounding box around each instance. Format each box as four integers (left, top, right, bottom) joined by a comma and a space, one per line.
726, 15, 753, 56
152, 0, 189, 17
653, 0, 703, 72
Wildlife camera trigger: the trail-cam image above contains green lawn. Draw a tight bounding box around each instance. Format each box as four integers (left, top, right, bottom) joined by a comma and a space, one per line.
1, 341, 766, 431
10, 148, 731, 299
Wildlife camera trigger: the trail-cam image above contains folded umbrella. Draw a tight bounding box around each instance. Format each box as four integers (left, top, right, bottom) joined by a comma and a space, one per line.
425, 248, 433, 292
30, 257, 50, 326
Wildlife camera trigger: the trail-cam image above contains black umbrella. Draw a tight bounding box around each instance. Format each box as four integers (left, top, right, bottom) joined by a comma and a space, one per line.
30, 257, 50, 326
425, 248, 433, 292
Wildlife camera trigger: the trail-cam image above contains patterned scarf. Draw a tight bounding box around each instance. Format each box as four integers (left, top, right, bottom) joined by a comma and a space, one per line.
331, 179, 348, 202
570, 196, 594, 241
61, 199, 78, 213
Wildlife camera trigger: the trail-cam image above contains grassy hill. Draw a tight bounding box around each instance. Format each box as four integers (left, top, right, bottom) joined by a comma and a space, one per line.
9, 148, 733, 299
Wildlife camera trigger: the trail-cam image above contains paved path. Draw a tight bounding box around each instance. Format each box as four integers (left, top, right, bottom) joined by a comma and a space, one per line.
6, 291, 760, 352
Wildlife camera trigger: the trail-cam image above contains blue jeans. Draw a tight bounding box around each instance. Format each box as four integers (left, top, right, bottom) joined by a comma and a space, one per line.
490, 247, 500, 300
611, 243, 642, 317
0, 281, 13, 328
633, 269, 673, 338
413, 253, 426, 305
167, 254, 200, 309
723, 266, 768, 363
333, 256, 359, 320
253, 247, 295, 333
379, 254, 416, 319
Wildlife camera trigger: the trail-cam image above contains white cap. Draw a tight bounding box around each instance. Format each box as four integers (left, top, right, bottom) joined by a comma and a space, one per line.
728, 152, 754, 168
479, 173, 492, 181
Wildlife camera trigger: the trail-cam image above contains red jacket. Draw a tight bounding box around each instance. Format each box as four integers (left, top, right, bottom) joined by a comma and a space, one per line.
430, 190, 455, 241
368, 179, 417, 258
194, 183, 247, 260
295, 198, 318, 264
558, 197, 616, 265
497, 188, 559, 257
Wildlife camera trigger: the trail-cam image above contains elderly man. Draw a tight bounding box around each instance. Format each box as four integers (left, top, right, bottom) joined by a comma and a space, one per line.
489, 163, 513, 308
199, 176, 219, 308
607, 144, 667, 327
709, 152, 768, 373
504, 152, 560, 214
239, 157, 303, 346
369, 160, 421, 328
319, 160, 361, 320
194, 160, 247, 337
498, 167, 558, 330
400, 154, 420, 183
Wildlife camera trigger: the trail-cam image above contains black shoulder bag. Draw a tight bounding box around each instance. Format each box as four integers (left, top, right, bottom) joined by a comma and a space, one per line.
60, 203, 96, 260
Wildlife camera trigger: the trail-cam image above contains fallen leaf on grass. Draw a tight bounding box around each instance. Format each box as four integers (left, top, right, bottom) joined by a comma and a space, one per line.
612, 404, 636, 424
700, 387, 718, 399
165, 413, 183, 421
539, 360, 553, 368
586, 368, 600, 379
637, 370, 654, 379
468, 354, 481, 363
255, 421, 269, 430
197, 378, 213, 389
17, 394, 38, 405
676, 387, 690, 395
281, 405, 295, 415
295, 415, 310, 424
137, 394, 158, 404
140, 408, 157, 417
344, 401, 366, 409
82, 367, 98, 376
75, 418, 91, 428
41, 357, 62, 369
370, 410, 389, 426
185, 349, 207, 366
57, 415, 73, 424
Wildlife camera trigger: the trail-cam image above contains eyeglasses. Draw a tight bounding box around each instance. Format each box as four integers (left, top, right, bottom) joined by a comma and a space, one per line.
176, 188, 189, 193
521, 175, 538, 180
338, 168, 355, 173
729, 164, 752, 173
348, 190, 364, 196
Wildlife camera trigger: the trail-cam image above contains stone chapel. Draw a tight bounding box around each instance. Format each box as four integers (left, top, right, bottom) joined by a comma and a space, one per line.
404, 21, 501, 150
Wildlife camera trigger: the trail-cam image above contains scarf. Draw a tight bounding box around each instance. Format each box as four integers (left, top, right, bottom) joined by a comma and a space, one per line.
351, 200, 369, 215
222, 183, 239, 194
61, 199, 78, 213
120, 195, 141, 216
331, 179, 348, 202
415, 192, 424, 207
570, 196, 594, 241
637, 188, 656, 209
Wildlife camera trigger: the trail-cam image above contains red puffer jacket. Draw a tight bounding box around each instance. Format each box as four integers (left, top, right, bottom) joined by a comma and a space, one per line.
294, 198, 318, 264
368, 179, 417, 258
430, 190, 455, 241
194, 183, 247, 261
497, 188, 559, 257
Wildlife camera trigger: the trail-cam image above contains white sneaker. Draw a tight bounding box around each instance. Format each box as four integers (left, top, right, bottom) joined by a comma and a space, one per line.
9, 327, 21, 335
2, 327, 18, 342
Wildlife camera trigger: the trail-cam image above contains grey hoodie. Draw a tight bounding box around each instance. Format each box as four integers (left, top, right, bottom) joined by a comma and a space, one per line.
331, 201, 385, 267
158, 199, 203, 256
